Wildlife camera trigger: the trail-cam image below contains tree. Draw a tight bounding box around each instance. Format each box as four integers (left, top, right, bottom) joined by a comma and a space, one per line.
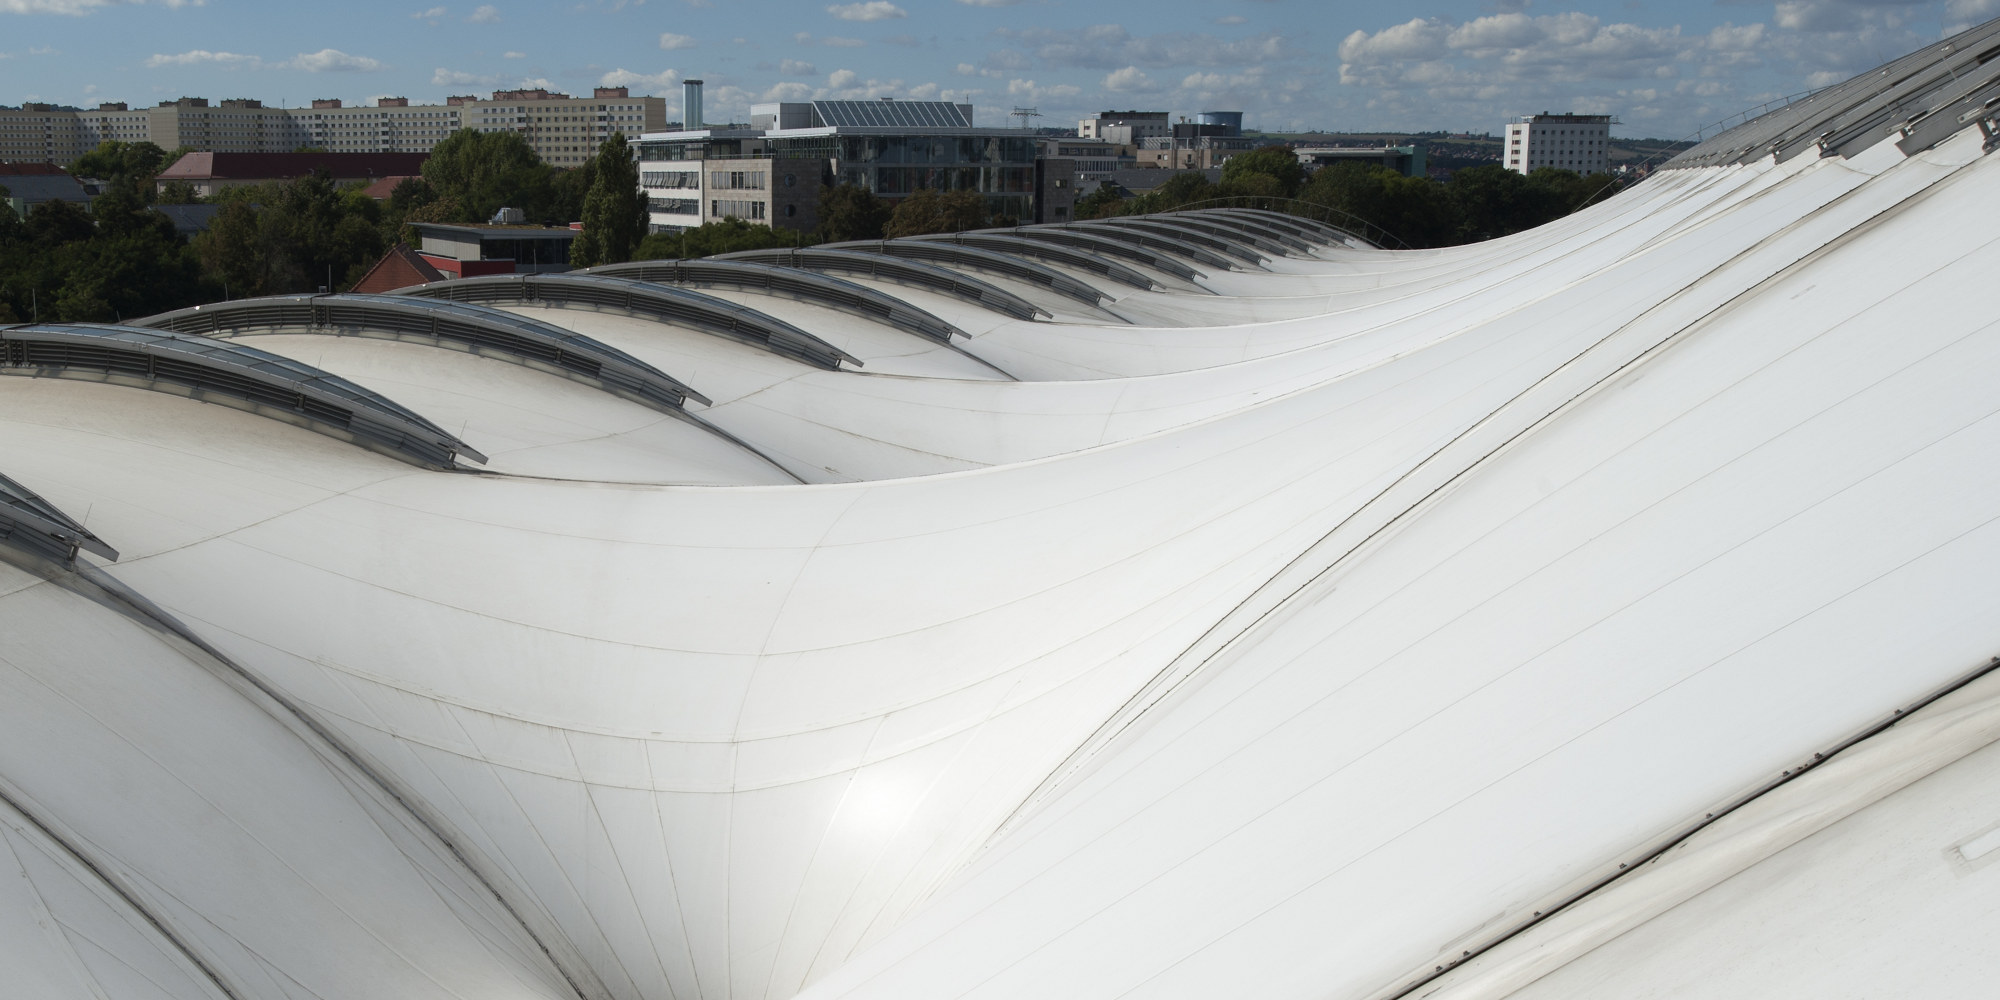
192, 170, 384, 296
1074, 180, 1126, 220
572, 132, 647, 268
814, 183, 889, 242
420, 129, 555, 223
883, 187, 988, 238
72, 140, 171, 199
635, 218, 798, 259
1221, 144, 1305, 198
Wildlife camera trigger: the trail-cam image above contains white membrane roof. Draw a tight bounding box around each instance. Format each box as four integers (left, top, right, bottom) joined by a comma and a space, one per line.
2, 26, 1998, 1000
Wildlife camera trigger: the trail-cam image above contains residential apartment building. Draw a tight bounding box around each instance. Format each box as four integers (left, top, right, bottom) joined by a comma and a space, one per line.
1505, 113, 1616, 175
638, 91, 1038, 234
0, 89, 666, 168
449, 88, 667, 166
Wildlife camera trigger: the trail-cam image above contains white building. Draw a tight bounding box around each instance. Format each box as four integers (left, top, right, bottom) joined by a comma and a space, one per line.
1505, 112, 1616, 174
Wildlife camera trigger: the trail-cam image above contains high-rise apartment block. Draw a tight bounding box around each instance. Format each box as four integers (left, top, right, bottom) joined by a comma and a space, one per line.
1505, 113, 1616, 175
0, 89, 667, 168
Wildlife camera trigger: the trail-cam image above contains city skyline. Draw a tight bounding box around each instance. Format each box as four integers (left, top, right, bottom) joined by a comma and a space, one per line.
2, 0, 1995, 140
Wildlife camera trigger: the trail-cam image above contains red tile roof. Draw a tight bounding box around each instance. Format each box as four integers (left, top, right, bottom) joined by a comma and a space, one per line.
159, 152, 430, 182
0, 162, 67, 177
350, 243, 447, 294
358, 175, 421, 200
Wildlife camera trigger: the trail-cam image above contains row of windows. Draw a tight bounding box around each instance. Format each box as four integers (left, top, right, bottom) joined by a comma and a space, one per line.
649, 197, 699, 214
712, 198, 765, 220
710, 170, 765, 190
641, 171, 700, 188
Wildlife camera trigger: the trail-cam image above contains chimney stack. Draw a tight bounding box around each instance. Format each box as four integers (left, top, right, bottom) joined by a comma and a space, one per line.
683, 79, 704, 131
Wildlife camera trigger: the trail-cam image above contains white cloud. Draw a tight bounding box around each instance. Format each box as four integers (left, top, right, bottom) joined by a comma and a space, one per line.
465, 3, 499, 22
411, 5, 446, 22
286, 48, 385, 72
659, 31, 697, 49
515, 76, 554, 89
828, 68, 859, 88
1947, 0, 2000, 24
503, 50, 526, 58
956, 0, 1022, 5
1102, 65, 1156, 93
598, 67, 681, 91
827, 1, 902, 21
144, 49, 260, 68
1214, 15, 1245, 25
1005, 77, 1079, 99
1339, 19, 1449, 63
823, 35, 866, 46
762, 81, 814, 100
780, 58, 818, 75
433, 66, 500, 86
1, 0, 196, 13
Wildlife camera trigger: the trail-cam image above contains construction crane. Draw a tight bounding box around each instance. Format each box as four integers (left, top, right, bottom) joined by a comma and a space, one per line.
1010, 106, 1042, 131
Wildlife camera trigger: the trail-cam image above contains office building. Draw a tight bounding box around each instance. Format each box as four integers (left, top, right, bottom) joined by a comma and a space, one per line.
154, 151, 430, 198
637, 92, 1037, 233
1078, 110, 1170, 146
1506, 112, 1616, 174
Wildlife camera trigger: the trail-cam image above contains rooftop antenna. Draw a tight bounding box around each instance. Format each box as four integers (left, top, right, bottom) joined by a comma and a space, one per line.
1010, 106, 1041, 131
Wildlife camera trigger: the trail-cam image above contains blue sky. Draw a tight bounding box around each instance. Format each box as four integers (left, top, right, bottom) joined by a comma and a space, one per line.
2, 0, 1994, 137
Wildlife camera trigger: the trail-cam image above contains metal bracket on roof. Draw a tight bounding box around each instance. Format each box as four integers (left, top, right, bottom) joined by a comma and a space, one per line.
0, 470, 118, 569
824, 238, 1116, 307
134, 293, 711, 412
394, 273, 862, 369
715, 248, 1054, 321
0, 324, 486, 470
581, 259, 966, 342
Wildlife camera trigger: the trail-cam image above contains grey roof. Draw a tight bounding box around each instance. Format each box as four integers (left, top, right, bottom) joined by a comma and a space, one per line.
1100, 168, 1222, 194
0, 173, 90, 206
153, 204, 223, 237
813, 100, 970, 129
0, 323, 485, 469
134, 292, 710, 412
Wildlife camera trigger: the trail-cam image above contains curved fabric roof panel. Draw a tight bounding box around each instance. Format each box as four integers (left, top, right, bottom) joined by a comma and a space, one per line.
1052, 221, 1240, 271
822, 238, 1115, 306
394, 272, 860, 370
903, 232, 1160, 291
1087, 216, 1272, 265
134, 293, 712, 412
1167, 210, 1316, 253
581, 259, 965, 343
1142, 213, 1296, 256
985, 225, 1206, 281
716, 247, 1053, 320
0, 323, 485, 468
1220, 207, 1378, 248
5, 27, 2000, 1000
0, 469, 118, 566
